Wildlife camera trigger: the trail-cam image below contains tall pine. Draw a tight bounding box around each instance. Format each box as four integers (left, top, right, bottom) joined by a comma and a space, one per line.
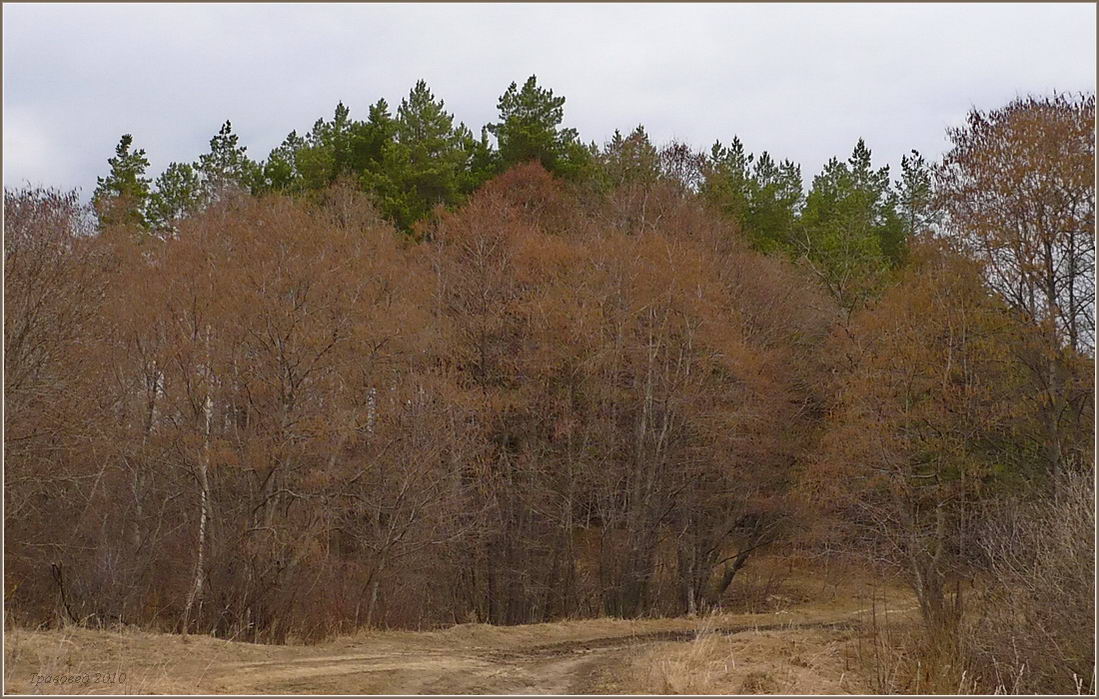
196, 121, 260, 202
93, 134, 152, 231
366, 80, 471, 231
798, 139, 902, 309
489, 75, 591, 180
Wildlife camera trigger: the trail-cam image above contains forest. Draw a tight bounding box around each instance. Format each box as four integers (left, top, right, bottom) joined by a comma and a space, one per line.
4, 76, 1095, 694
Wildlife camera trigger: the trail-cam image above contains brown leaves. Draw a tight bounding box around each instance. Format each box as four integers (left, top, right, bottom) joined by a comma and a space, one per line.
4, 165, 835, 630
938, 93, 1095, 353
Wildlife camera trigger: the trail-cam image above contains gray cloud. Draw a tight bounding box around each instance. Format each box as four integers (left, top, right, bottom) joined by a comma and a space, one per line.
3, 3, 1095, 196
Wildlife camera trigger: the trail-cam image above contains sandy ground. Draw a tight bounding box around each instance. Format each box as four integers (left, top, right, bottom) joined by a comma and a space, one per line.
2, 561, 916, 695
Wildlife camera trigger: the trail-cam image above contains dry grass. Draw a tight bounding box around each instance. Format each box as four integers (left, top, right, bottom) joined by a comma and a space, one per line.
965, 473, 1095, 695
2, 555, 915, 695
846, 475, 1096, 696
2, 623, 271, 694
609, 622, 866, 694
596, 556, 915, 694
848, 598, 977, 695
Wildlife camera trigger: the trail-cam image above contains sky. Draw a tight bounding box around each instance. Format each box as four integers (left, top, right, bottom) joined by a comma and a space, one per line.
3, 3, 1096, 198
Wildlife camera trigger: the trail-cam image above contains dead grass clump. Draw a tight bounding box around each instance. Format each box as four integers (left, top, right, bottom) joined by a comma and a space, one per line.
611, 621, 863, 694
964, 472, 1095, 694
851, 604, 975, 694
2, 625, 261, 694
739, 670, 779, 693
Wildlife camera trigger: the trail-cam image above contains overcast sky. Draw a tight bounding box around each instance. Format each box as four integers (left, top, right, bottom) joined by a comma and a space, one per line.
4, 3, 1095, 197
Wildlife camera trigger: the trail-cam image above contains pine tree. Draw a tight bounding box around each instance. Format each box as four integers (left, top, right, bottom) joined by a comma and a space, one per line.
147, 162, 203, 234
93, 134, 152, 230
196, 121, 260, 201
702, 137, 803, 252
488, 75, 591, 179
702, 137, 754, 230
295, 102, 355, 190
261, 131, 306, 193
460, 126, 500, 195
365, 80, 470, 231
798, 139, 901, 308
600, 125, 660, 188
895, 149, 937, 237
350, 99, 397, 175
748, 152, 803, 253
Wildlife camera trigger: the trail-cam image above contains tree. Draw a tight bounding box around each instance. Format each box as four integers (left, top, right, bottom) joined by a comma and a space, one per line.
595, 126, 666, 234
349, 99, 397, 175
459, 126, 499, 195
747, 151, 803, 253
366, 80, 472, 231
796, 139, 902, 310
702, 138, 803, 253
195, 120, 260, 202
806, 238, 1029, 637
93, 134, 152, 231
4, 187, 115, 626
600, 125, 661, 187
488, 75, 591, 180
937, 93, 1095, 485
294, 102, 356, 190
895, 149, 937, 239
147, 162, 203, 234
658, 141, 706, 194
702, 137, 754, 228
260, 131, 306, 193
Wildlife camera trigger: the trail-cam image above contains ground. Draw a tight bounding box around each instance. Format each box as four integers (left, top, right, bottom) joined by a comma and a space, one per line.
3, 558, 917, 695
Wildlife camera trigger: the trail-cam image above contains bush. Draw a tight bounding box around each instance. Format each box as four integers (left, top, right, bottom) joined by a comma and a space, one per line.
964, 471, 1095, 694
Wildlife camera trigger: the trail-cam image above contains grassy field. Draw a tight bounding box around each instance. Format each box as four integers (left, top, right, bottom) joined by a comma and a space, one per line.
3, 557, 918, 695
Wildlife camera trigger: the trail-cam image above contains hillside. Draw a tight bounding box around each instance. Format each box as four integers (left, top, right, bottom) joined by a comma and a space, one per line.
4, 82, 1093, 696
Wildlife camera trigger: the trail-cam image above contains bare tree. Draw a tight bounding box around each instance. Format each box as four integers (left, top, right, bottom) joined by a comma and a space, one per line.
937, 94, 1095, 486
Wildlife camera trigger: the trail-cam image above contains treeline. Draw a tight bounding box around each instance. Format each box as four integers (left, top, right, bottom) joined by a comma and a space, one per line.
93, 75, 928, 310
5, 90, 1095, 693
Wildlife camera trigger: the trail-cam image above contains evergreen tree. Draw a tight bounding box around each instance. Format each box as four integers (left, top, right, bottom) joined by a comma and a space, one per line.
350, 99, 397, 175
295, 102, 355, 190
488, 75, 591, 179
460, 125, 500, 195
702, 137, 802, 252
600, 125, 661, 188
798, 139, 902, 308
92, 134, 152, 230
261, 131, 306, 193
895, 149, 937, 237
366, 80, 471, 231
703, 137, 753, 226
847, 138, 905, 265
747, 152, 803, 253
196, 121, 261, 201
147, 162, 203, 234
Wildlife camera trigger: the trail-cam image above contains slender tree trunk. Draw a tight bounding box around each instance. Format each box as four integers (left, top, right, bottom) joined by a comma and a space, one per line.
686, 568, 698, 617
131, 370, 158, 552
182, 329, 212, 634
182, 411, 210, 634
1043, 237, 1065, 493
365, 557, 386, 628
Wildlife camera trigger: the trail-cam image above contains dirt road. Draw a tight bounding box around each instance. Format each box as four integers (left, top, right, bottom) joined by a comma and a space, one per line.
217, 619, 867, 694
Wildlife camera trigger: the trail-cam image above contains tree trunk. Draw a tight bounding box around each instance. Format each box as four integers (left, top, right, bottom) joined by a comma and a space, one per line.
365, 558, 386, 628
181, 425, 210, 634
182, 329, 212, 634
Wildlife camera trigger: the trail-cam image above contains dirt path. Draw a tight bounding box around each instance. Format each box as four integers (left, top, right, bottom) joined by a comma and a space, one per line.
4, 571, 916, 694
119, 617, 864, 694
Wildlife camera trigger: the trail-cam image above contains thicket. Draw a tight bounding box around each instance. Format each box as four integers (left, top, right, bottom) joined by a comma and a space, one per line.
4, 83, 1094, 693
